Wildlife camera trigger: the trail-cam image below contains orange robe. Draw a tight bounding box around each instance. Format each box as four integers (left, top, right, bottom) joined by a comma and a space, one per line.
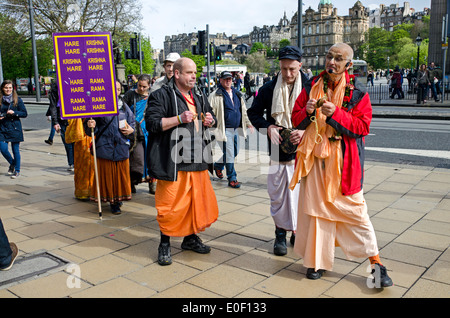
155, 170, 218, 237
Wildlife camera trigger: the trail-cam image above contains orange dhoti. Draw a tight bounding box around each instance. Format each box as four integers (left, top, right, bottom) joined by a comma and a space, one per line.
294, 157, 379, 271
155, 170, 219, 237
91, 158, 132, 203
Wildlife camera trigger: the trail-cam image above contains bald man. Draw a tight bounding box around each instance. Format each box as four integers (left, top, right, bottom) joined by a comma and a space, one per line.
145, 57, 219, 266
290, 43, 393, 288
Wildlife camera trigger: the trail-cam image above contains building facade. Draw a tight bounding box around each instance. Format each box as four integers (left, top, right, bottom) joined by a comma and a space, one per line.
366, 2, 430, 31
249, 12, 291, 49
291, 0, 368, 69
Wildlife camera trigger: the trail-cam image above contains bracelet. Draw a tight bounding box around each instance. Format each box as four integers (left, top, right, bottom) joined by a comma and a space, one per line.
177, 115, 183, 124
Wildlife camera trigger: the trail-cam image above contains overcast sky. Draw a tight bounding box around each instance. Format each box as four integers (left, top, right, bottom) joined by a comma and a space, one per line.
141, 0, 431, 50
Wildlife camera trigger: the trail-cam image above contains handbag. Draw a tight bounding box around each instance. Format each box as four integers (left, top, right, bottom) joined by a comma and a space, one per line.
280, 128, 298, 154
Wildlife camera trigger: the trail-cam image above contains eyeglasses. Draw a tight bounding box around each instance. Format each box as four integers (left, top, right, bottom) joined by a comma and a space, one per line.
325, 54, 350, 63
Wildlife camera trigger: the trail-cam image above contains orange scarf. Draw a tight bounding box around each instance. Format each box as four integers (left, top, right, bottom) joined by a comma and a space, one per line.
289, 74, 347, 202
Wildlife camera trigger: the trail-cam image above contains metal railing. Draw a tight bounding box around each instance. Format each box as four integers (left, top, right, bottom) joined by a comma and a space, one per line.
366, 81, 449, 104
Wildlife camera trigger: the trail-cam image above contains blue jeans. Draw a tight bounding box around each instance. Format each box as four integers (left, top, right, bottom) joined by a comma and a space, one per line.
214, 129, 240, 182
0, 219, 12, 269
0, 141, 21, 172
48, 123, 55, 141
59, 124, 74, 166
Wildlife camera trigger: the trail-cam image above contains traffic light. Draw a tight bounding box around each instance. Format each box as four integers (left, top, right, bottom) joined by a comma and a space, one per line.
130, 36, 138, 59
215, 48, 222, 61
198, 30, 206, 55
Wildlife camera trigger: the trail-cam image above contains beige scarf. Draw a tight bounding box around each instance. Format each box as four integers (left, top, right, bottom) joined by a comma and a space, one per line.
271, 72, 303, 128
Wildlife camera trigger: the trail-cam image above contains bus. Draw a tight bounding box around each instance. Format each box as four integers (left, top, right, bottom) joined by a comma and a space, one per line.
349, 59, 368, 85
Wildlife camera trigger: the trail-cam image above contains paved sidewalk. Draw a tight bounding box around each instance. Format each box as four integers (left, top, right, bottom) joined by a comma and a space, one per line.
0, 128, 449, 298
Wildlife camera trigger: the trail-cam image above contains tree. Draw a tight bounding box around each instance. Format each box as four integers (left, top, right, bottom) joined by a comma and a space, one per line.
0, 12, 54, 79
121, 35, 154, 76
2, 0, 142, 37
181, 49, 205, 78
245, 52, 270, 73
249, 42, 267, 55
279, 39, 290, 49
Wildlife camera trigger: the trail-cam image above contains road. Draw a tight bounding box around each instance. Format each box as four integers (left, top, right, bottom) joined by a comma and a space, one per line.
21, 102, 450, 170
366, 118, 450, 169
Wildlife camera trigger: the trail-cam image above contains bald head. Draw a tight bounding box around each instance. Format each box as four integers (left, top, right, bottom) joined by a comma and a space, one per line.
173, 57, 197, 93
329, 43, 354, 61
325, 43, 354, 77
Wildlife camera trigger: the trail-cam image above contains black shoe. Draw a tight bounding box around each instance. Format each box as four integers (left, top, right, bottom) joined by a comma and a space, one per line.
158, 242, 172, 266
110, 203, 121, 215
371, 263, 393, 288
274, 228, 287, 256
306, 268, 326, 280
7, 165, 15, 176
44, 139, 53, 145
131, 184, 136, 193
290, 233, 295, 246
181, 234, 211, 254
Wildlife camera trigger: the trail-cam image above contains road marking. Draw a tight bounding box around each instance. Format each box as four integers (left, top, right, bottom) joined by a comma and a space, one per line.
366, 147, 450, 160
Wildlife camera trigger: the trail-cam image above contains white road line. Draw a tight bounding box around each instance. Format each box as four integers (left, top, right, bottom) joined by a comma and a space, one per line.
365, 147, 450, 160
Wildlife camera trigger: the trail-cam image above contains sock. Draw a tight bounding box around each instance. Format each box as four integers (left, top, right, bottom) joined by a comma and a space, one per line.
369, 254, 382, 266
184, 233, 196, 241
160, 232, 170, 244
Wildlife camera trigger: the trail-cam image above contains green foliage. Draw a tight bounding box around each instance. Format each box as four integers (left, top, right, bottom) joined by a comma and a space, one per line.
279, 39, 290, 49
120, 34, 154, 76
362, 18, 430, 71
181, 49, 205, 78
249, 42, 267, 54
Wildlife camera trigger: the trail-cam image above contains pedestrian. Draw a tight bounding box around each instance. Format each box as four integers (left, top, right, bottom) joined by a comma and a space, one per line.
145, 57, 218, 266
0, 80, 28, 179
44, 104, 55, 145
244, 72, 251, 100
289, 43, 393, 287
234, 73, 242, 91
417, 64, 430, 103
390, 66, 404, 99
85, 80, 135, 215
65, 117, 95, 201
428, 62, 440, 102
0, 218, 18, 271
150, 52, 180, 94
48, 82, 75, 172
433, 63, 443, 97
123, 74, 153, 194
208, 71, 253, 188
247, 46, 307, 256
367, 71, 374, 87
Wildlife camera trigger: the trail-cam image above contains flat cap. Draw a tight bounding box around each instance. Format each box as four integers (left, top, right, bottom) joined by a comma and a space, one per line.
279, 46, 302, 61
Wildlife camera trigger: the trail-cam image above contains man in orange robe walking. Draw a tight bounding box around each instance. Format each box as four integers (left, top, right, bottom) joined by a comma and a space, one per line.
145, 57, 218, 265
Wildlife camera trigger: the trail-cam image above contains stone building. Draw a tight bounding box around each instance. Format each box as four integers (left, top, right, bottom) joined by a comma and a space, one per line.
291, 0, 369, 70
366, 2, 430, 31
249, 12, 291, 49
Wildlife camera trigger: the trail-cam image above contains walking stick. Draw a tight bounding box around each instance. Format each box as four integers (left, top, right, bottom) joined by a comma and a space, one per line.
90, 118, 102, 220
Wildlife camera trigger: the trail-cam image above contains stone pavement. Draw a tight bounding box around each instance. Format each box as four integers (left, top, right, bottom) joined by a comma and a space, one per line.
0, 128, 449, 299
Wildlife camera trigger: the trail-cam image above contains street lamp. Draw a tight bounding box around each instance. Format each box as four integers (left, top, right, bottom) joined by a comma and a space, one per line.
416, 33, 423, 104
315, 55, 319, 76
387, 56, 390, 75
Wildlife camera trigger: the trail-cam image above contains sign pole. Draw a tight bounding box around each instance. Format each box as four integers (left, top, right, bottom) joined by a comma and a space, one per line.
90, 123, 102, 220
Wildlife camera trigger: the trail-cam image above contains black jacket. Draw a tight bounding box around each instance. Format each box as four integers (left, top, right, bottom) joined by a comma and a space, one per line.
0, 97, 27, 142
246, 71, 308, 162
145, 78, 217, 181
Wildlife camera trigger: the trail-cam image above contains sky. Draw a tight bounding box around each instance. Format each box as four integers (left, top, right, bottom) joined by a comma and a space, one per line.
141, 0, 431, 50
